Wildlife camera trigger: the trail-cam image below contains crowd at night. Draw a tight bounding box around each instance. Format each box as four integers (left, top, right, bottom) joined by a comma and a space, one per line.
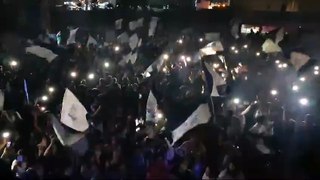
0, 1, 320, 180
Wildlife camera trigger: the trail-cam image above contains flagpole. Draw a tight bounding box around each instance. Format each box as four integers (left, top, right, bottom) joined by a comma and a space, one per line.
23, 79, 30, 104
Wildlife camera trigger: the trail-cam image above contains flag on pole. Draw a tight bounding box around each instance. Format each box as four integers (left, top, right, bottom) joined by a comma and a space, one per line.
146, 90, 158, 123
172, 104, 211, 144
115, 19, 123, 30
129, 33, 139, 50
203, 62, 226, 97
148, 17, 159, 37
275, 28, 284, 44
200, 41, 224, 57
86, 35, 97, 47
60, 89, 89, 132
66, 28, 79, 45
25, 46, 58, 63
262, 39, 282, 53
117, 32, 129, 44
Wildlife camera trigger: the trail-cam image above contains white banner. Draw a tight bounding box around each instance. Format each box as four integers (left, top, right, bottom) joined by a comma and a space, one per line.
25, 46, 58, 63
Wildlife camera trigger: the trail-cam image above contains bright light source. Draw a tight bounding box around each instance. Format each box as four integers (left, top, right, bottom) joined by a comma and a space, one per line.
88, 73, 95, 80
292, 85, 299, 92
10, 60, 18, 66
231, 46, 236, 50
299, 98, 309, 106
244, 76, 248, 80
282, 63, 288, 68
314, 66, 319, 70
41, 95, 48, 101
163, 54, 169, 60
314, 71, 319, 75
234, 50, 239, 54
104, 62, 110, 68
186, 56, 191, 62
114, 46, 120, 52
243, 44, 248, 49
162, 67, 168, 73
233, 98, 240, 104
199, 38, 203, 42
278, 64, 283, 69
275, 60, 280, 64
213, 63, 220, 69
270, 89, 278, 96
48, 87, 55, 93
156, 112, 164, 119
40, 106, 46, 111
136, 127, 140, 132
2, 132, 10, 138
256, 52, 261, 56
70, 72, 77, 78
178, 39, 183, 44
221, 73, 226, 78
299, 77, 306, 82
180, 55, 186, 60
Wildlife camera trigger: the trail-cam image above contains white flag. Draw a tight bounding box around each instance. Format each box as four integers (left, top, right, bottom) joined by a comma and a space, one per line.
146, 91, 158, 122
115, 19, 123, 30
60, 89, 89, 132
172, 104, 211, 144
130, 52, 138, 64
118, 53, 131, 66
86, 35, 97, 47
230, 18, 240, 39
129, 33, 139, 50
200, 41, 224, 57
204, 62, 226, 97
136, 18, 144, 28
148, 17, 159, 37
117, 32, 129, 44
275, 28, 284, 44
0, 90, 4, 110
66, 28, 79, 45
129, 21, 137, 31
25, 45, 58, 63
204, 32, 220, 41
262, 39, 282, 53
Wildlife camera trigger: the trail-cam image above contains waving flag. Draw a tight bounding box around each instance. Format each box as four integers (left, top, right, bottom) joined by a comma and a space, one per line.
203, 62, 226, 97
275, 28, 284, 44
66, 28, 79, 45
60, 89, 89, 132
172, 104, 211, 144
200, 41, 224, 57
115, 19, 123, 30
86, 35, 97, 47
25, 46, 58, 63
262, 39, 282, 53
146, 90, 158, 122
149, 17, 159, 37
129, 33, 139, 50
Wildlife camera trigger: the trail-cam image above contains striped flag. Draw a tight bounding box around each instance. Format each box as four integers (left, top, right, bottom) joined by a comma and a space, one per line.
203, 62, 226, 97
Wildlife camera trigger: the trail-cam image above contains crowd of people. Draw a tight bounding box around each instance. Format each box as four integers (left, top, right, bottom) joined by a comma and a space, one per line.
0, 16, 320, 180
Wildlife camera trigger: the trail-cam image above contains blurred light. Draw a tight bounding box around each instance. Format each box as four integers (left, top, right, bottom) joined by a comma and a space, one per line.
135, 127, 140, 132
40, 106, 46, 111
292, 85, 299, 92
186, 56, 191, 62
104, 62, 110, 68
233, 98, 240, 104
10, 60, 18, 67
270, 89, 278, 96
234, 50, 239, 54
163, 54, 169, 60
48, 87, 55, 93
114, 46, 120, 52
70, 71, 77, 78
139, 94, 142, 99
199, 38, 203, 42
299, 77, 306, 82
41, 95, 48, 101
178, 39, 183, 44
156, 112, 164, 119
244, 76, 248, 80
162, 67, 168, 73
180, 55, 186, 60
314, 70, 319, 75
2, 132, 10, 138
243, 44, 248, 49
231, 46, 236, 50
314, 66, 319, 70
88, 73, 95, 80
299, 98, 309, 106
278, 64, 283, 69
282, 63, 288, 68
299, 26, 302, 29
213, 63, 220, 69
275, 60, 280, 64
256, 52, 261, 56
221, 73, 226, 78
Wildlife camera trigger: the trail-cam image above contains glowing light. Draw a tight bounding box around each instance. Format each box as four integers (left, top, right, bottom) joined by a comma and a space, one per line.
275, 60, 280, 64
186, 56, 191, 62
104, 62, 110, 68
213, 63, 220, 69
136, 127, 140, 132
41, 95, 48, 101
231, 46, 236, 50
233, 98, 240, 104
234, 50, 239, 54
314, 66, 319, 70
88, 73, 95, 80
243, 44, 248, 49
282, 63, 288, 68
2, 132, 10, 138
10, 60, 18, 66
256, 52, 261, 56
199, 38, 203, 42
156, 113, 164, 119
40, 107, 46, 111
314, 71, 319, 75
114, 46, 120, 52
162, 67, 168, 73
178, 39, 183, 44
299, 77, 306, 82
292, 85, 299, 92
299, 98, 309, 106
221, 73, 226, 78
70, 71, 77, 78
270, 89, 278, 96
163, 54, 169, 60
278, 64, 283, 69
180, 55, 186, 60
48, 87, 55, 93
